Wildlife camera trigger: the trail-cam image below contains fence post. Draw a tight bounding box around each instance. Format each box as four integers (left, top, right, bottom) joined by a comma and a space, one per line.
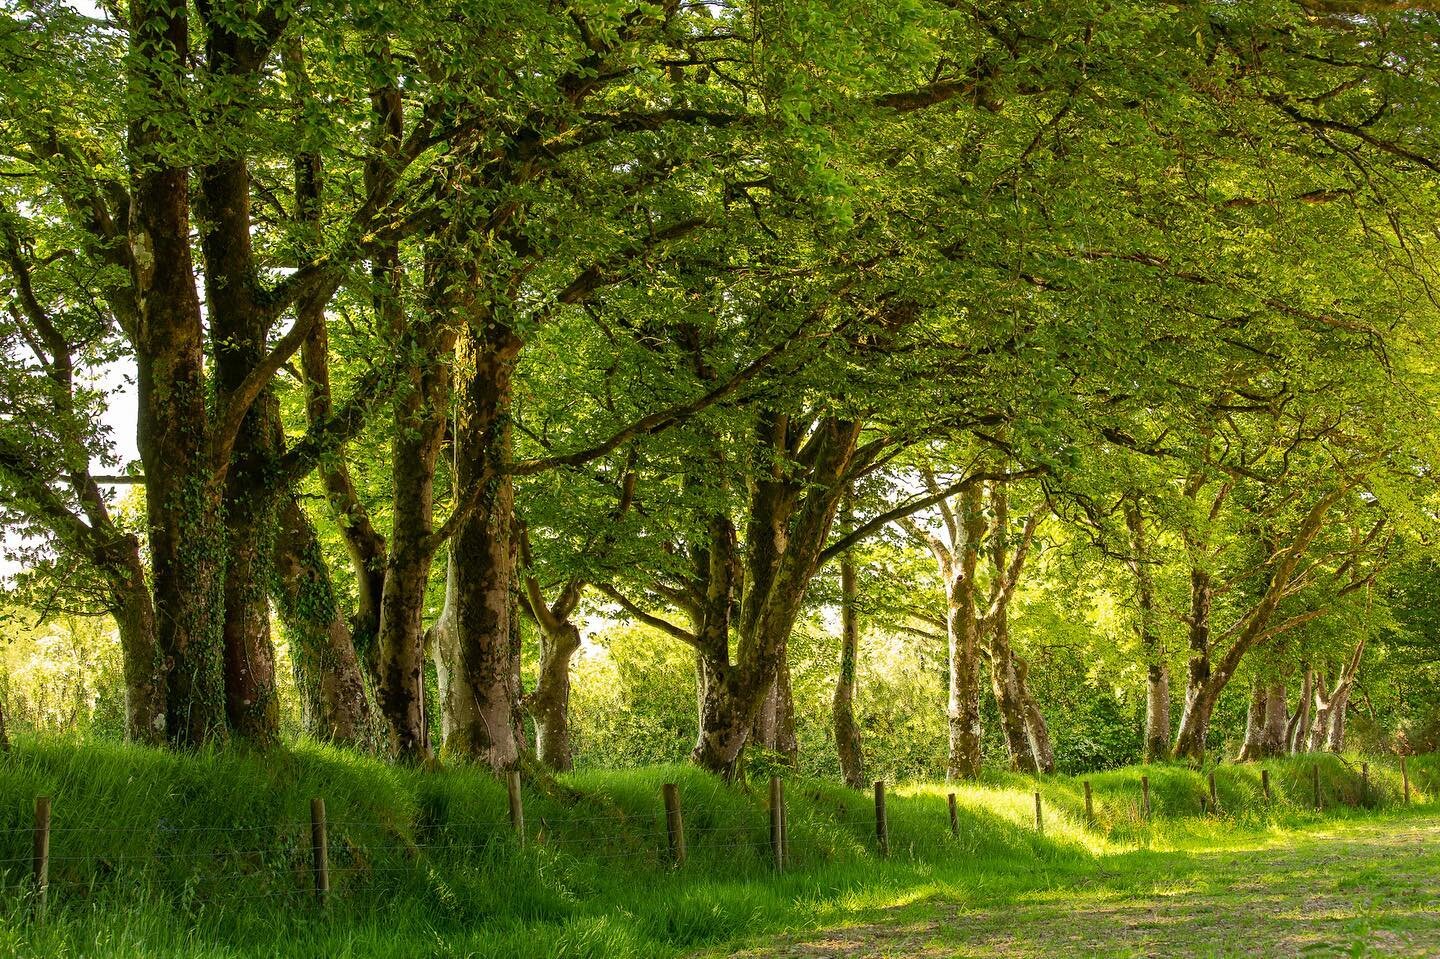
32, 796, 50, 918
507, 769, 526, 844
1141, 775, 1151, 818
874, 780, 889, 859
1313, 764, 1322, 811
663, 783, 686, 867
1402, 755, 1411, 805
1033, 792, 1043, 834
947, 792, 959, 839
1208, 771, 1218, 812
1083, 781, 1093, 824
310, 797, 329, 908
1261, 768, 1271, 802
769, 776, 785, 872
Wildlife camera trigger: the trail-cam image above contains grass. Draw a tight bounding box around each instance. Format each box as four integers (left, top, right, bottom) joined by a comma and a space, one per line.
0, 736, 1434, 958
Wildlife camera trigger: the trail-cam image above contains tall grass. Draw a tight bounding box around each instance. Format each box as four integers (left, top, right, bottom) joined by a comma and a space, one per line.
0, 735, 1429, 958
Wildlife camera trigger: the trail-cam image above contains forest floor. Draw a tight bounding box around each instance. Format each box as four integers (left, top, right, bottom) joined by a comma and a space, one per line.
716, 815, 1440, 959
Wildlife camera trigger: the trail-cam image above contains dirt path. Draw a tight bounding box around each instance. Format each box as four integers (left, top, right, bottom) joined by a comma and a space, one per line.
720, 818, 1440, 958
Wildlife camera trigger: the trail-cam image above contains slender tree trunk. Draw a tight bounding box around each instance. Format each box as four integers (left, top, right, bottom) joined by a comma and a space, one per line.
1262, 682, 1287, 756
1125, 498, 1170, 761
947, 485, 985, 780
1016, 658, 1055, 773
272, 497, 372, 745
1173, 566, 1213, 761
98, 533, 168, 744
1288, 668, 1314, 753
834, 544, 866, 789
987, 625, 1039, 773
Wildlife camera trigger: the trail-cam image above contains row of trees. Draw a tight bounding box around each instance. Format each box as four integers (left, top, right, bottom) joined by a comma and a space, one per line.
2, 0, 1438, 780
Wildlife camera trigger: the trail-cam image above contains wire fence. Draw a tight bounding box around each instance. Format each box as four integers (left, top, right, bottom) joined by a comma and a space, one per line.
3, 756, 1419, 918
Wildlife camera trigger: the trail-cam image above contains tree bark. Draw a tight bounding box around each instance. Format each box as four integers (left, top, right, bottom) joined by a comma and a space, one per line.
434, 321, 526, 769
946, 485, 986, 780
1238, 681, 1268, 761
271, 497, 372, 745
373, 297, 454, 760
1288, 667, 1314, 752
834, 540, 866, 789
128, 0, 228, 748
1125, 497, 1170, 761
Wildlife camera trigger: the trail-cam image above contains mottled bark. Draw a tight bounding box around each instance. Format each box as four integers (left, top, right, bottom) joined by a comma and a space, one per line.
435, 322, 526, 769
834, 542, 866, 789
946, 485, 986, 780
373, 297, 454, 760
128, 0, 227, 747
272, 497, 372, 745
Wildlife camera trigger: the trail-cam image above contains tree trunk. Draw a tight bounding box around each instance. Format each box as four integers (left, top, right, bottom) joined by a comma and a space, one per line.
529, 618, 582, 772
373, 307, 453, 760
1173, 565, 1213, 762
1238, 681, 1268, 761
435, 324, 526, 770
1016, 658, 1055, 774
1262, 682, 1288, 756
947, 485, 985, 780
272, 497, 372, 745
108, 539, 167, 745
689, 419, 860, 776
1288, 668, 1314, 753
987, 626, 1040, 773
1125, 498, 1170, 762
834, 545, 866, 789
129, 0, 227, 748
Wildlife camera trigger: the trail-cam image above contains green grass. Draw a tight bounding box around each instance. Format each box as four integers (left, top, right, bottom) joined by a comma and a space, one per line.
0, 736, 1433, 958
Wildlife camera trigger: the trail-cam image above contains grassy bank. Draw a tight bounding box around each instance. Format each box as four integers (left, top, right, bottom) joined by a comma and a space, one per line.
0, 736, 1432, 958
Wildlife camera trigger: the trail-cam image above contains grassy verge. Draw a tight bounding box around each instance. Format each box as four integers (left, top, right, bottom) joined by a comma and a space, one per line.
0, 736, 1431, 958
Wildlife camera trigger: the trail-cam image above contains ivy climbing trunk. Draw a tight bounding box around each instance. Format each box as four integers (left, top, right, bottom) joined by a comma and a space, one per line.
127, 0, 227, 748
272, 497, 372, 745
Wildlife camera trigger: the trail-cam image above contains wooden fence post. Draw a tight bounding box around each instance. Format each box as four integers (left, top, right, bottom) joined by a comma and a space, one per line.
310, 797, 329, 907
1083, 781, 1094, 824
769, 777, 785, 872
1261, 768, 1271, 802
1208, 771, 1218, 812
1361, 761, 1369, 801
1141, 775, 1151, 818
947, 792, 959, 839
32, 796, 50, 917
663, 783, 686, 867
1402, 756, 1411, 805
507, 770, 526, 844
874, 780, 889, 859
1033, 792, 1043, 834
1312, 765, 1322, 811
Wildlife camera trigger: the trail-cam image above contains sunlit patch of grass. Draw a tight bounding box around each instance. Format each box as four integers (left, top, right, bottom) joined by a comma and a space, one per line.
0, 735, 1433, 958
